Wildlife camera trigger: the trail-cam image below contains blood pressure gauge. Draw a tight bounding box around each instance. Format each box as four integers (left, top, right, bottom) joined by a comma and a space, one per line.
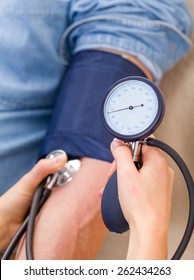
101, 76, 165, 234
102, 77, 165, 142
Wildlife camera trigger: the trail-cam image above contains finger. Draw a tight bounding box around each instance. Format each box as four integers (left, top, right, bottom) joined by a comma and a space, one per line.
168, 167, 175, 189
16, 155, 67, 191
110, 139, 138, 175
140, 144, 167, 172
147, 134, 155, 139
98, 187, 105, 199
106, 160, 117, 180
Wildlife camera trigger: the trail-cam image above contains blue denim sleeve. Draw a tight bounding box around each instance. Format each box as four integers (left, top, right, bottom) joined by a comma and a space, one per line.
60, 0, 193, 81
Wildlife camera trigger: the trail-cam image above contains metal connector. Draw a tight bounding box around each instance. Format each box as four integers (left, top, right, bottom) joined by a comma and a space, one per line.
55, 162, 77, 186
131, 141, 142, 162
46, 149, 77, 187
126, 141, 143, 163
45, 173, 59, 190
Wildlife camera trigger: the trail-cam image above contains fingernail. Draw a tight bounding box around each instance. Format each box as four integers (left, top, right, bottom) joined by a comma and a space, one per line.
111, 138, 123, 149
51, 155, 67, 165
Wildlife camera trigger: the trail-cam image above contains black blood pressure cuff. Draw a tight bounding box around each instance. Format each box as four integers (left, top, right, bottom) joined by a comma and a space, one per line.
39, 50, 146, 162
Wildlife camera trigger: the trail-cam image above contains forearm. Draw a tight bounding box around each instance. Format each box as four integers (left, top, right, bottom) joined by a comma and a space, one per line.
16, 158, 111, 260
126, 222, 169, 260
0, 195, 22, 251
0, 206, 19, 251
0, 217, 9, 251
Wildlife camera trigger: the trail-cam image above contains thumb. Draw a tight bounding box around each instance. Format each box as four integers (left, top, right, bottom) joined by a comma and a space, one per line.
110, 139, 138, 175
15, 155, 67, 192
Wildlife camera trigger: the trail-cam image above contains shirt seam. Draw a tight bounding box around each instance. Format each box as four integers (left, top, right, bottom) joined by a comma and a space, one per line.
59, 15, 192, 64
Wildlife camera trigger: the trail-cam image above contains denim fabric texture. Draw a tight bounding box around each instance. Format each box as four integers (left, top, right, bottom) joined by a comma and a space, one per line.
0, 0, 193, 194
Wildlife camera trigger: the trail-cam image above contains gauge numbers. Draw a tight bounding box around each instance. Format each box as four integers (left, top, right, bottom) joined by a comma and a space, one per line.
103, 77, 164, 140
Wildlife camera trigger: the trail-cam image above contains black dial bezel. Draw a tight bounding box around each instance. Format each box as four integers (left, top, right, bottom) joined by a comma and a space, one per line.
101, 76, 165, 142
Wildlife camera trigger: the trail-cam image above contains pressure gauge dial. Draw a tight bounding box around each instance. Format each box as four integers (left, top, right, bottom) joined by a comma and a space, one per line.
102, 77, 165, 142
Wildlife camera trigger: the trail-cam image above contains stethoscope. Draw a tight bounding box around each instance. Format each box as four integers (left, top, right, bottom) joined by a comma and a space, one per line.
2, 77, 194, 260
1, 151, 76, 260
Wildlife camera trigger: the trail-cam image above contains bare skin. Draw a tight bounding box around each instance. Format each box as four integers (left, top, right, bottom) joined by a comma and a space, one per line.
15, 49, 154, 260
110, 139, 174, 259
98, 48, 153, 81
16, 158, 111, 259
1, 138, 174, 260
0, 155, 67, 251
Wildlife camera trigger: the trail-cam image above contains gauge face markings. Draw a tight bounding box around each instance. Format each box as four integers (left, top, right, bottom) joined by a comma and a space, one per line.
104, 80, 159, 136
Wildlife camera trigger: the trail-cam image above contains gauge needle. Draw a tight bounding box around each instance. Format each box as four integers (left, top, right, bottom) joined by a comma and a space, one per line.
108, 104, 144, 113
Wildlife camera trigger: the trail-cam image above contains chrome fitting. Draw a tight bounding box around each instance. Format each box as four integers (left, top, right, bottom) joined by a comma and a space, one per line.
126, 140, 145, 162
131, 141, 142, 162
46, 150, 77, 187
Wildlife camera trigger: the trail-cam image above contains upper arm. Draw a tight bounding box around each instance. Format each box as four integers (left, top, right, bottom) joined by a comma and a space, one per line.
61, 0, 193, 81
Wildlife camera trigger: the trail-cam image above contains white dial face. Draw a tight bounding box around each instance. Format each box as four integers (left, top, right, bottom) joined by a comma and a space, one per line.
104, 80, 159, 136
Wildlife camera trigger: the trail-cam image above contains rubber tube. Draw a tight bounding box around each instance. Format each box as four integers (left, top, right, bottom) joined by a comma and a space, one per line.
101, 138, 194, 259
146, 137, 194, 260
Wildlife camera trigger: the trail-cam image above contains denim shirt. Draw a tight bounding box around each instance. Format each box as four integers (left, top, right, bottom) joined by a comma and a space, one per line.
0, 0, 193, 193
0, 0, 192, 109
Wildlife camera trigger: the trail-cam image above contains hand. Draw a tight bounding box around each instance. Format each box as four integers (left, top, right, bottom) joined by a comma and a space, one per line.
109, 138, 174, 259
0, 155, 67, 250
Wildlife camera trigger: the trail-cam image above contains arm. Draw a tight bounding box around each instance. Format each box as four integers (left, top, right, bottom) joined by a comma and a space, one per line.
0, 155, 67, 251
17, 0, 190, 260
67, 0, 192, 82
110, 138, 174, 259
16, 158, 111, 259
15, 49, 150, 260
97, 48, 153, 81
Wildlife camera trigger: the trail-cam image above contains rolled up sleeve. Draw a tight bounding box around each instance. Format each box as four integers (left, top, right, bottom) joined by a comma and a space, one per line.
60, 0, 193, 81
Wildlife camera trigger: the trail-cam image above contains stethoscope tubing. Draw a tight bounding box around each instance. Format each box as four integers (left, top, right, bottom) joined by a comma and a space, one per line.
2, 138, 194, 260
